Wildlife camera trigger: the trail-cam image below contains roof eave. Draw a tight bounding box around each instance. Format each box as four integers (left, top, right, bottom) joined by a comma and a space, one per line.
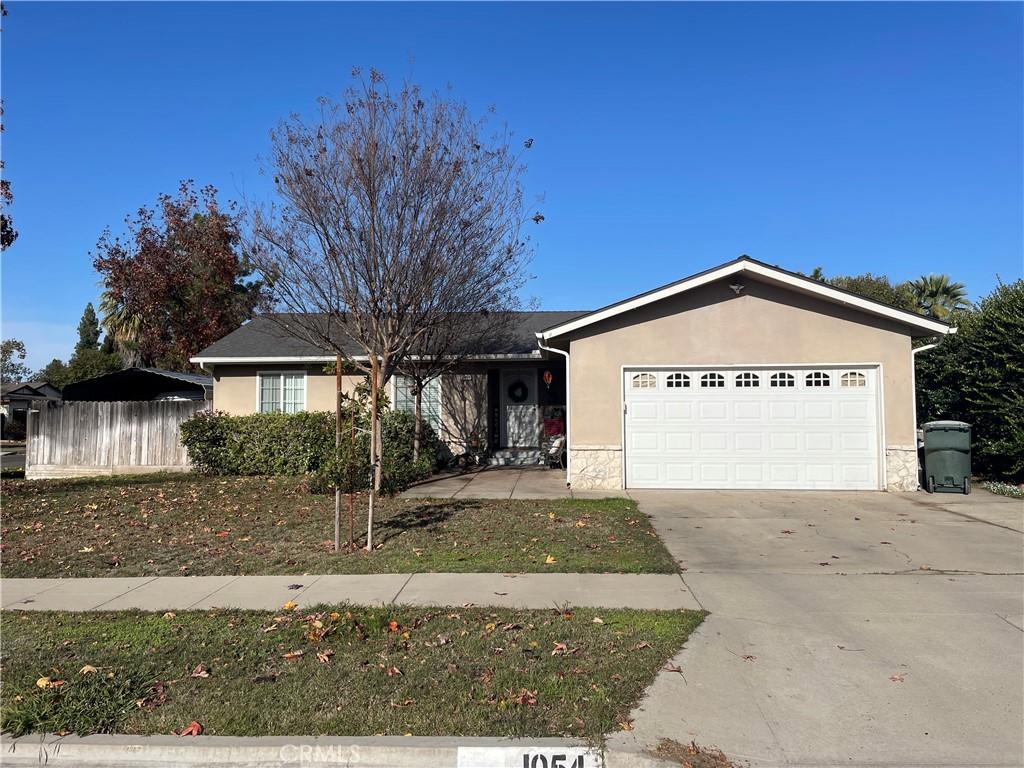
537, 259, 952, 340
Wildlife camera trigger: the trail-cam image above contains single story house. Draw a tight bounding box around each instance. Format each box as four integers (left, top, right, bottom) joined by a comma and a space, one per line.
192, 256, 953, 492
1, 380, 62, 437
61, 368, 213, 402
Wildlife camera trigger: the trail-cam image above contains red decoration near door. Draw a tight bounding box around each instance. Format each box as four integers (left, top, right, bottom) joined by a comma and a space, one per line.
543, 370, 553, 389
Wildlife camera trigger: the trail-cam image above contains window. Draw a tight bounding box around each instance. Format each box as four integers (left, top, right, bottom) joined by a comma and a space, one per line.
258, 372, 306, 413
770, 372, 795, 388
700, 372, 725, 388
666, 372, 690, 388
805, 371, 831, 388
631, 372, 657, 389
841, 372, 867, 388
395, 375, 441, 431
735, 372, 760, 388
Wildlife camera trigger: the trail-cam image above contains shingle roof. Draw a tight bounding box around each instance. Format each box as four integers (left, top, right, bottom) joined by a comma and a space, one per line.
193, 312, 590, 361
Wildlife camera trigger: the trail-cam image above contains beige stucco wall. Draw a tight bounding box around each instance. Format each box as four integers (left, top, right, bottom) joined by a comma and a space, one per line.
211, 364, 362, 414
564, 276, 916, 451
211, 363, 489, 455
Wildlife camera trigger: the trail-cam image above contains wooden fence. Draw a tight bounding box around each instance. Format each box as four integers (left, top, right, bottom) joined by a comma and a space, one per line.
26, 400, 208, 479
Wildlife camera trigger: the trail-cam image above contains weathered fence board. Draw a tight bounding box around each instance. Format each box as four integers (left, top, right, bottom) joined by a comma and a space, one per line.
25, 401, 207, 479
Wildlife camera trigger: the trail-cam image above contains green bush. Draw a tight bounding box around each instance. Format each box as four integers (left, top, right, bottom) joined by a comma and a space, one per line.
916, 280, 1024, 482
181, 406, 449, 494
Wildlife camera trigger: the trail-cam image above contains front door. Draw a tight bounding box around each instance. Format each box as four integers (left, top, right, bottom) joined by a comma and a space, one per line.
500, 369, 538, 448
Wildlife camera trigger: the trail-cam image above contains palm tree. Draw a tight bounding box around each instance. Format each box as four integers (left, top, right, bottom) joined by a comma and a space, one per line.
909, 274, 971, 320
99, 290, 142, 367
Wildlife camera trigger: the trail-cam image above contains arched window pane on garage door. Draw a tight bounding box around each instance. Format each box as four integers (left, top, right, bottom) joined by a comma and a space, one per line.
631, 372, 657, 389
770, 372, 795, 388
735, 372, 760, 388
700, 372, 725, 388
805, 371, 831, 387
841, 372, 867, 388
666, 372, 690, 388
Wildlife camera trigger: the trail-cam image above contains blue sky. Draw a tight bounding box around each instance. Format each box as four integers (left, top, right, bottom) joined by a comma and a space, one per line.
2, 2, 1022, 369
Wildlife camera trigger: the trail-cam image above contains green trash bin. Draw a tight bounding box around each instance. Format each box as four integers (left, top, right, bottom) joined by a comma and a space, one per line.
922, 421, 971, 494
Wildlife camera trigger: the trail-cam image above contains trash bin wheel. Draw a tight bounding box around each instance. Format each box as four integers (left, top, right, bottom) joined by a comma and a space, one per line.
926, 476, 935, 494
964, 477, 971, 495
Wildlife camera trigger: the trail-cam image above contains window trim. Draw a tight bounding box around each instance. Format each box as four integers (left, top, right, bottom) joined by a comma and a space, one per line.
256, 370, 308, 414
393, 374, 444, 433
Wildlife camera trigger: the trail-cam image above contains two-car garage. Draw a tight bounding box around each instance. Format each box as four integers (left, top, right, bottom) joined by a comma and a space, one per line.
623, 365, 882, 490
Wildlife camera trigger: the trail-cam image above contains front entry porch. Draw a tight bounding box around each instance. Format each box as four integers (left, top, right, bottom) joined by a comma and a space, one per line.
485, 361, 566, 454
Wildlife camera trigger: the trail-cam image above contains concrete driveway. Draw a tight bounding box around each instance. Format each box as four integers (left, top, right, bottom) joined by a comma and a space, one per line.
609, 489, 1024, 768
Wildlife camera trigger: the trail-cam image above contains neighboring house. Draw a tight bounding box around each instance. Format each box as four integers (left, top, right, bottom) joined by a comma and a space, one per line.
61, 368, 213, 402
1, 380, 62, 437
192, 256, 953, 492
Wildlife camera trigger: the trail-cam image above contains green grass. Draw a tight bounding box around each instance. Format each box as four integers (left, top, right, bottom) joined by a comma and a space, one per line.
0, 474, 678, 577
0, 606, 704, 739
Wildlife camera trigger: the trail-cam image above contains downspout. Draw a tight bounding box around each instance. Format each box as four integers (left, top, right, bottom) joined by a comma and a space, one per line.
536, 334, 571, 487
911, 342, 939, 442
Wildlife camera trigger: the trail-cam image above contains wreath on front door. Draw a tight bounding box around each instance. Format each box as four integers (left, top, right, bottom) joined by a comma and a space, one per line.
507, 380, 529, 403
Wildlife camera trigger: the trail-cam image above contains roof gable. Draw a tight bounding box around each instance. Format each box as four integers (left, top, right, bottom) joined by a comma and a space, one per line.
537, 256, 953, 340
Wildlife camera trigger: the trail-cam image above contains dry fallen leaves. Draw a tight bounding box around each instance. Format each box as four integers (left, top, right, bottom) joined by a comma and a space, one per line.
190, 664, 210, 679
544, 555, 557, 564
177, 720, 204, 737
282, 650, 304, 661
79, 665, 98, 676
316, 650, 334, 664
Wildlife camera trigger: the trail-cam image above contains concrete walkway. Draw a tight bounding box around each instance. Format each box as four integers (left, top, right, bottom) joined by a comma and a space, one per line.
402, 466, 626, 500
1, 572, 700, 612
608, 488, 1024, 768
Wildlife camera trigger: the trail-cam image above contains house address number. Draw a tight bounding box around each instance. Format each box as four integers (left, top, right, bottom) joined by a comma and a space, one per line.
456, 746, 601, 768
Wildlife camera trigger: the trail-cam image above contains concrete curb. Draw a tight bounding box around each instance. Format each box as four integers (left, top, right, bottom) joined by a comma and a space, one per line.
0, 734, 619, 767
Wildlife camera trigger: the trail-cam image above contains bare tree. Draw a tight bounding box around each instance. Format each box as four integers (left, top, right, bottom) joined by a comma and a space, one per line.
249, 69, 536, 550
396, 310, 518, 462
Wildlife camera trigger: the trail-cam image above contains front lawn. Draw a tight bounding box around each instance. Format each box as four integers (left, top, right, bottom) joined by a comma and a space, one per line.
0, 475, 678, 577
1, 605, 704, 739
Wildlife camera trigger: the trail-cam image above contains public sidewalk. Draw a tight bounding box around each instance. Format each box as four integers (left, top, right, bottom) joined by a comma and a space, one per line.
0, 572, 700, 612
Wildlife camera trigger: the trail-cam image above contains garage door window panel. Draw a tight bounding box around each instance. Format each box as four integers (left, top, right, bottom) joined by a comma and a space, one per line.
701, 372, 725, 388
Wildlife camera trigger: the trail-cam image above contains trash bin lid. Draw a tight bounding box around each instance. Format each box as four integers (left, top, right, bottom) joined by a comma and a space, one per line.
923, 420, 970, 430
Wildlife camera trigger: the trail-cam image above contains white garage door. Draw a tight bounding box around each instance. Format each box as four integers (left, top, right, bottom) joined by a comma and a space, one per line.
624, 366, 881, 490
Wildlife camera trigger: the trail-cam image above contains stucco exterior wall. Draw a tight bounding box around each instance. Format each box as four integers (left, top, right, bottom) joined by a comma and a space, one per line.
211, 364, 362, 414
564, 277, 917, 488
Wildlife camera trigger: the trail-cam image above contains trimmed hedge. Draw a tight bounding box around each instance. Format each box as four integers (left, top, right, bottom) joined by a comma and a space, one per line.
180, 407, 450, 494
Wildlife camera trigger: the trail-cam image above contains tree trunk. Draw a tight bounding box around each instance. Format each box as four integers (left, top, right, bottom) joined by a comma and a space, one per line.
334, 355, 342, 552
413, 379, 422, 464
366, 358, 382, 552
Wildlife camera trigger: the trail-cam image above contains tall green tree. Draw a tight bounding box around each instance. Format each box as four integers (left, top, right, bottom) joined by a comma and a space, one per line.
0, 339, 31, 383
93, 181, 264, 370
809, 268, 918, 312
916, 280, 1023, 482
75, 303, 101, 353
909, 274, 971, 320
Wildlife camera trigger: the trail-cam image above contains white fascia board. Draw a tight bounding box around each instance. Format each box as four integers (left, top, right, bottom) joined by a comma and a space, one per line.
536, 260, 952, 340
190, 356, 340, 364
190, 352, 541, 365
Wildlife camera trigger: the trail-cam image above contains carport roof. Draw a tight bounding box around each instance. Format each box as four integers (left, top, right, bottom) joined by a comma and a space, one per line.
537, 256, 954, 340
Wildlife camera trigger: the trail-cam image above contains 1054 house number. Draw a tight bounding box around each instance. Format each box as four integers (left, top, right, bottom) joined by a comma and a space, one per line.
522, 753, 589, 768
